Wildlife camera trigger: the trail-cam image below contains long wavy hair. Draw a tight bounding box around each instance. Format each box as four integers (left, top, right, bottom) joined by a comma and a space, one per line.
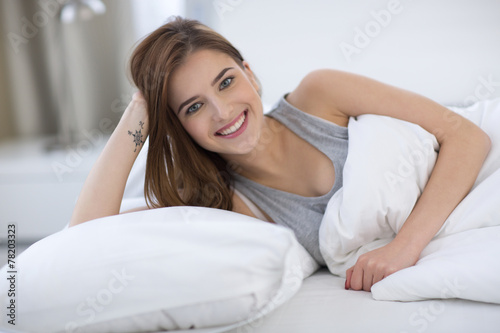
129, 16, 252, 210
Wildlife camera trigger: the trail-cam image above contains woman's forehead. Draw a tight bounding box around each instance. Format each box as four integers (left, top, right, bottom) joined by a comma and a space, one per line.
169, 50, 241, 95
175, 49, 238, 79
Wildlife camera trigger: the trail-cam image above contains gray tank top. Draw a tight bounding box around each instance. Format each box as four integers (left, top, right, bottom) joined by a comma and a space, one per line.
232, 94, 349, 265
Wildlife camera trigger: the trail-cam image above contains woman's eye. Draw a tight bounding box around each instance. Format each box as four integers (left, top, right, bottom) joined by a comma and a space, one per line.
187, 103, 202, 114
219, 77, 233, 90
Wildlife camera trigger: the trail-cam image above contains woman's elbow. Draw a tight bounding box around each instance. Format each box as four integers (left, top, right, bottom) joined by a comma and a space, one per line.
469, 127, 492, 160
457, 118, 491, 151
476, 127, 492, 154
483, 131, 492, 152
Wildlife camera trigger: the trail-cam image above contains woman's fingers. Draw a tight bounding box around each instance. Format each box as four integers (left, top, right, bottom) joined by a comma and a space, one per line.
348, 263, 365, 291
345, 241, 420, 292
125, 91, 149, 124
132, 90, 145, 101
348, 257, 390, 291
345, 266, 354, 290
373, 270, 386, 286
363, 271, 373, 292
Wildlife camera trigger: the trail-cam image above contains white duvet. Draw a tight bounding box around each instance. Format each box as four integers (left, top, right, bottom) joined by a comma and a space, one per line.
319, 98, 500, 304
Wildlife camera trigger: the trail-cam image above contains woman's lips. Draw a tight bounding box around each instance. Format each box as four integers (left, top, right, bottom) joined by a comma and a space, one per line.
215, 110, 248, 137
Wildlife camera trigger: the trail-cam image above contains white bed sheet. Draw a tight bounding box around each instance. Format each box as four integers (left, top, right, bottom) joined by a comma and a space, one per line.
224, 269, 500, 333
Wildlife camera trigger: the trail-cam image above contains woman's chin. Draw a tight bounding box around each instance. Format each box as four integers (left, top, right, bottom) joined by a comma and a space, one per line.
215, 137, 259, 158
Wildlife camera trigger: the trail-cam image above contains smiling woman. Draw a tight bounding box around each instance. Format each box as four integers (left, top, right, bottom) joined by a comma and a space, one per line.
128, 18, 265, 212
69, 15, 491, 294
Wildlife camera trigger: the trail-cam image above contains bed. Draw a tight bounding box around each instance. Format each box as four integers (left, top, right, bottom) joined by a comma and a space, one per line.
3, 98, 500, 333
224, 269, 500, 333
3, 2, 500, 330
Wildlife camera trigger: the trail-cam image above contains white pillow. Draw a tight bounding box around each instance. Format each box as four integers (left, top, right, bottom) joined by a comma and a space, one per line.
0, 207, 307, 333
371, 225, 500, 304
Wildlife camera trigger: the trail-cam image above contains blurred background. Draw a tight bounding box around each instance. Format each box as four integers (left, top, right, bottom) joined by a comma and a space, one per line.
1, 0, 500, 257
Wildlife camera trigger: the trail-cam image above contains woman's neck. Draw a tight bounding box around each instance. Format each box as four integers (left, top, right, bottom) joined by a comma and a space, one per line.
222, 115, 287, 182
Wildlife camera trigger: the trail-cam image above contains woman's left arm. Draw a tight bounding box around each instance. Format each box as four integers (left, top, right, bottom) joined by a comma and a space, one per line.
300, 69, 491, 291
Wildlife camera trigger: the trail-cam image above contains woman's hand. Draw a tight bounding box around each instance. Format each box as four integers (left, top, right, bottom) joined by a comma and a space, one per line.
345, 239, 420, 291
128, 91, 148, 115
132, 90, 145, 101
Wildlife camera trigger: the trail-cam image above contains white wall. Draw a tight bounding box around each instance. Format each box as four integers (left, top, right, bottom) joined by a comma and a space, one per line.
130, 0, 185, 40
195, 0, 500, 108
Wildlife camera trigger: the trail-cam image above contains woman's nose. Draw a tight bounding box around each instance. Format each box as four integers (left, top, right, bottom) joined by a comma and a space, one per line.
212, 99, 233, 121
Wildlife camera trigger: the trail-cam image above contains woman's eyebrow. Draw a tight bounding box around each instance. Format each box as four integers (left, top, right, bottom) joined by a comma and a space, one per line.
211, 67, 234, 86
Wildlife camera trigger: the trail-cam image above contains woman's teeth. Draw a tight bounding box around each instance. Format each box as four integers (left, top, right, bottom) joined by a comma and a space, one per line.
218, 112, 246, 136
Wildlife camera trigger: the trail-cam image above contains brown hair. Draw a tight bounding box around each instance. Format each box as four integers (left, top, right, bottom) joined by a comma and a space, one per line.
129, 16, 249, 210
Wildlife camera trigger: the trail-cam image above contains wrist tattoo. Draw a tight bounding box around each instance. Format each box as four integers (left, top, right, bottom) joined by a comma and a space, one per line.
128, 121, 145, 152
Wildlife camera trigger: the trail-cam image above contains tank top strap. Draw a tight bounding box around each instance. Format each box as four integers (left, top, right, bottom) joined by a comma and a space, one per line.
267, 95, 348, 157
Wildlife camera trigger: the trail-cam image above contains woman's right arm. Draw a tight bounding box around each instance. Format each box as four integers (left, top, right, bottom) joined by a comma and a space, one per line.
69, 92, 149, 227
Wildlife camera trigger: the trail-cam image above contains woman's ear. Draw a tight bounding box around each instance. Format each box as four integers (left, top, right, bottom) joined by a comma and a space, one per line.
242, 60, 261, 94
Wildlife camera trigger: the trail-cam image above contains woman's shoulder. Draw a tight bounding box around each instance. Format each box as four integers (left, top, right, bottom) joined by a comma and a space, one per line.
285, 69, 349, 127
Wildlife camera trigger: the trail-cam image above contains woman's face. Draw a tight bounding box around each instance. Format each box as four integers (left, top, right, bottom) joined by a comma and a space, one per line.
168, 49, 264, 156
